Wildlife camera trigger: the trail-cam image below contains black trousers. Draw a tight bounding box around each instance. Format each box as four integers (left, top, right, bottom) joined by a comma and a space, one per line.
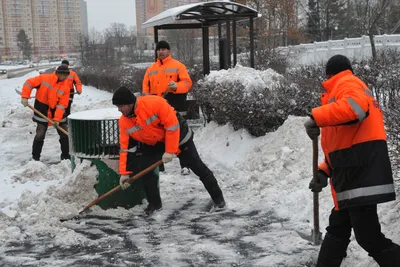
65, 88, 74, 117
133, 139, 224, 206
177, 139, 224, 203
317, 204, 400, 267
128, 150, 162, 207
32, 122, 69, 160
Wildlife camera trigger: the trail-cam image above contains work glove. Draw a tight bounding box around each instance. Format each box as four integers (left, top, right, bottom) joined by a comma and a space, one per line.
21, 98, 28, 107
162, 152, 174, 163
76, 91, 82, 95
119, 175, 130, 190
52, 121, 60, 129
309, 170, 329, 193
304, 117, 320, 140
167, 81, 177, 91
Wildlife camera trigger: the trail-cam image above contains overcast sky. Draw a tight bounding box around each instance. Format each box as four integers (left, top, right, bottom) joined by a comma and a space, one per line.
85, 0, 136, 32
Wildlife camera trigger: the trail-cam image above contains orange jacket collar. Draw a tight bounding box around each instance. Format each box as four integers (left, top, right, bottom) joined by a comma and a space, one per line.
321, 70, 353, 92
157, 54, 172, 65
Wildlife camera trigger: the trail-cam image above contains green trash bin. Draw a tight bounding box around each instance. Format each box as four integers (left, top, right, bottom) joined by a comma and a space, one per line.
68, 108, 154, 209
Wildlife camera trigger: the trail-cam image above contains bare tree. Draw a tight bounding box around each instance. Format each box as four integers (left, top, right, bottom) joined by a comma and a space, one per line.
86, 28, 103, 65
164, 29, 202, 68
75, 32, 88, 65
107, 23, 129, 59
352, 0, 394, 59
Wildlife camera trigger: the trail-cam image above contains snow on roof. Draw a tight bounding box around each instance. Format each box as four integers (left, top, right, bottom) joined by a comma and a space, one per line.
142, 1, 259, 29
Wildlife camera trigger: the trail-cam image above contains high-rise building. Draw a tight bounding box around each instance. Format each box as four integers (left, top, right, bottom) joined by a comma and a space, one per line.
135, 0, 202, 36
0, 0, 88, 61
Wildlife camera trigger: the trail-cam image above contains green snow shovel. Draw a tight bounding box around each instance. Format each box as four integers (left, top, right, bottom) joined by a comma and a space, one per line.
60, 160, 164, 222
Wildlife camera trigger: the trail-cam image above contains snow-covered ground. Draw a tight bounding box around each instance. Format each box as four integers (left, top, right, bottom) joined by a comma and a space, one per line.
0, 71, 399, 266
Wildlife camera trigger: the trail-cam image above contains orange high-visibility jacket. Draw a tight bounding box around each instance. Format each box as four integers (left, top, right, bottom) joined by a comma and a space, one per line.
312, 70, 395, 210
142, 55, 192, 96
21, 73, 70, 123
118, 95, 180, 175
65, 69, 82, 94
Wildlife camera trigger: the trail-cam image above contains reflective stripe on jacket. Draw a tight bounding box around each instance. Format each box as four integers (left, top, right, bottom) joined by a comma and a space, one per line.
118, 96, 180, 175
142, 55, 192, 96
312, 70, 395, 210
21, 73, 70, 123
65, 69, 82, 93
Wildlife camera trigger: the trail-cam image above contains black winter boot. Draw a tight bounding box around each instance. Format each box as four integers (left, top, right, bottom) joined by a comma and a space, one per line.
144, 203, 162, 215
317, 233, 350, 267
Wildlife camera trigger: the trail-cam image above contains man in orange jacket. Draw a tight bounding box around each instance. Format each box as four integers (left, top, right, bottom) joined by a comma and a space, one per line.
21, 65, 71, 161
61, 59, 82, 117
113, 86, 225, 215
142, 40, 193, 176
304, 54, 400, 266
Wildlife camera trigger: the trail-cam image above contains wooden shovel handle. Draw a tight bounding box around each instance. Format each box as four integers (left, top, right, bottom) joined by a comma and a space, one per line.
27, 104, 69, 136
78, 160, 163, 214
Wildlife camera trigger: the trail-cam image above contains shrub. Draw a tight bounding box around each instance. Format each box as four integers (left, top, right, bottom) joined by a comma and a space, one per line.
77, 65, 146, 94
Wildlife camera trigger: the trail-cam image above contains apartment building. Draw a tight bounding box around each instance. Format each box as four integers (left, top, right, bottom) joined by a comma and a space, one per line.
135, 0, 202, 36
0, 0, 88, 61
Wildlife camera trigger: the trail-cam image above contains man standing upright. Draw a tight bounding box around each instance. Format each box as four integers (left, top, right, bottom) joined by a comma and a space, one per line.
304, 54, 400, 266
21, 65, 71, 161
61, 59, 82, 117
142, 40, 193, 175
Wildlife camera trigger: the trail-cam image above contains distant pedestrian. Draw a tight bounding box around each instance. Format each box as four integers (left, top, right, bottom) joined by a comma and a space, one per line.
142, 40, 192, 176
61, 59, 82, 116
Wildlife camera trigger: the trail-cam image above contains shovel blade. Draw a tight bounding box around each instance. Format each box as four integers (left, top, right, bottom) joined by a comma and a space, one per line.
296, 229, 322, 245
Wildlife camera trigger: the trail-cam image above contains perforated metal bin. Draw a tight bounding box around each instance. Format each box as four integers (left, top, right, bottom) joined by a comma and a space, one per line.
68, 108, 150, 209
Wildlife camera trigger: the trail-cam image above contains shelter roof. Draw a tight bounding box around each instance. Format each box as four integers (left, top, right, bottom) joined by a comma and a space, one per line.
142, 1, 259, 29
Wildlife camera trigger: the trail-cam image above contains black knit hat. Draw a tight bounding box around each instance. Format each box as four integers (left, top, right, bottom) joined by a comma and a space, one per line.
156, 40, 170, 51
325, 54, 353, 76
55, 65, 70, 74
112, 86, 136, 105
61, 59, 69, 65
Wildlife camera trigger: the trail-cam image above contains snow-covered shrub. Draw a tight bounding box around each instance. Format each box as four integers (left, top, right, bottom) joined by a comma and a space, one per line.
193, 65, 319, 136
354, 50, 400, 168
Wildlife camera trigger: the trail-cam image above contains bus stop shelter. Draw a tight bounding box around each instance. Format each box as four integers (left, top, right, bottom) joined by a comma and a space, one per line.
142, 1, 260, 75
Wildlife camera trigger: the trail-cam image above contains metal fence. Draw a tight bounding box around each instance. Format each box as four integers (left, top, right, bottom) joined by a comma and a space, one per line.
277, 34, 400, 66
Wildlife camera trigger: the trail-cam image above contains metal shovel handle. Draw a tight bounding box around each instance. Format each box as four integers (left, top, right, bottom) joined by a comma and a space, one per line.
312, 138, 321, 245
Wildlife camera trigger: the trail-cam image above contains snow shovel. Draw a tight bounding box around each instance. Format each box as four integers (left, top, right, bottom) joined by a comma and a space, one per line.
60, 160, 164, 222
296, 138, 322, 245
311, 138, 322, 245
26, 104, 69, 136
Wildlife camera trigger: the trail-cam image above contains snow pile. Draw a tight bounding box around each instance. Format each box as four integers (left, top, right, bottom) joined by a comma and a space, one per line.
205, 64, 284, 94
12, 160, 71, 183
0, 160, 99, 246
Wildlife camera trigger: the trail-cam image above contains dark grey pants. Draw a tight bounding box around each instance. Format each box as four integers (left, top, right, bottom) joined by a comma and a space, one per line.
32, 122, 69, 160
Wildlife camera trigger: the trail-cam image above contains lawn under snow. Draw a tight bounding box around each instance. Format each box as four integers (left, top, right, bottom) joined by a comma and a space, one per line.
0, 67, 399, 267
